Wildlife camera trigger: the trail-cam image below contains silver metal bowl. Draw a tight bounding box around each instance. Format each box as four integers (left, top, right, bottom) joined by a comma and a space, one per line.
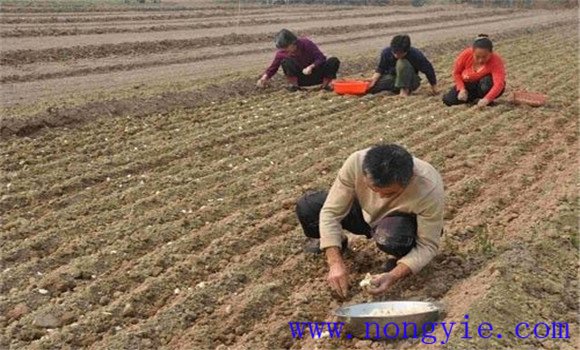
334, 301, 441, 340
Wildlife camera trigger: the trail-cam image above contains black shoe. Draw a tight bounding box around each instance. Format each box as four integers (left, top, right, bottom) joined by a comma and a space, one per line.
304, 237, 348, 254
286, 85, 302, 92
383, 257, 398, 272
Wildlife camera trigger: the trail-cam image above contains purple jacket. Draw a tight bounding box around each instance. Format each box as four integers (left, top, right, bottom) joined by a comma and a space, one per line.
264, 37, 327, 79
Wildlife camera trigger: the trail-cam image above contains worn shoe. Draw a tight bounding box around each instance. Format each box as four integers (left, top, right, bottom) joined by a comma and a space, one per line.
382, 257, 398, 272
304, 237, 348, 254
286, 85, 303, 92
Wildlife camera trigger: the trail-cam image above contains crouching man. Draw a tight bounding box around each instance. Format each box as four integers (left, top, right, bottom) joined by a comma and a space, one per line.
296, 144, 444, 297
367, 35, 438, 96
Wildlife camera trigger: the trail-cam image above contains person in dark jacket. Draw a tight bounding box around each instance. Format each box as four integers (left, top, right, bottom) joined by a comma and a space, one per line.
367, 35, 438, 97
257, 29, 340, 92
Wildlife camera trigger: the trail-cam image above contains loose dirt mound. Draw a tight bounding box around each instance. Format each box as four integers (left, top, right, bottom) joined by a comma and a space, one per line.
1, 24, 577, 350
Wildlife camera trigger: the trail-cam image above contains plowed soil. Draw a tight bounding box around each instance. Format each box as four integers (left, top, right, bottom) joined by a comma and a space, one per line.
0, 1, 578, 350
0, 6, 575, 108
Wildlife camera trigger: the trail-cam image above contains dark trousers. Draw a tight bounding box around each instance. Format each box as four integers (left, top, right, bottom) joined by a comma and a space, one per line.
442, 75, 505, 106
281, 57, 340, 87
295, 191, 417, 258
368, 59, 421, 94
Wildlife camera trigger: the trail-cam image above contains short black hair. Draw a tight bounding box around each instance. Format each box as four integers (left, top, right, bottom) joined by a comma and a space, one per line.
390, 34, 411, 54
362, 144, 414, 187
473, 34, 493, 51
275, 29, 298, 49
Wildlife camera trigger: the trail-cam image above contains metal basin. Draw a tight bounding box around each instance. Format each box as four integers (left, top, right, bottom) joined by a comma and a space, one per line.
334, 301, 441, 340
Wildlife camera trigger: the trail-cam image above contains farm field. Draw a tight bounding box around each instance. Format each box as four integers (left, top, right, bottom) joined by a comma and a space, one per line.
0, 1, 578, 349
0, 1, 576, 113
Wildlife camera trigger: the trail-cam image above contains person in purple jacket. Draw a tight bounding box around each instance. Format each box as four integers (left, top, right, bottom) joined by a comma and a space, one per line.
257, 29, 340, 92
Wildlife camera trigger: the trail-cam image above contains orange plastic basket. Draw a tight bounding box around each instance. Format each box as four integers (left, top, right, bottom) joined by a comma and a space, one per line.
333, 80, 370, 95
511, 91, 547, 107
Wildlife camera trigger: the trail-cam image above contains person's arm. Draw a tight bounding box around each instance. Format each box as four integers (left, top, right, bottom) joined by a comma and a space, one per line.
320, 153, 357, 250
263, 51, 284, 80
414, 49, 437, 86
320, 152, 358, 297
326, 246, 349, 298
453, 49, 469, 92
368, 186, 444, 296
483, 55, 506, 102
397, 184, 444, 275
375, 48, 390, 75
367, 72, 382, 91
368, 49, 388, 90
302, 38, 326, 68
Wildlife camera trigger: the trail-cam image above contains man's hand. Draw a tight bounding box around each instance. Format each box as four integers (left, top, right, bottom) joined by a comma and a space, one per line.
367, 272, 398, 295
367, 263, 412, 296
366, 73, 381, 92
326, 247, 349, 298
429, 84, 439, 96
256, 75, 269, 88
477, 98, 490, 108
458, 89, 468, 101
302, 65, 314, 76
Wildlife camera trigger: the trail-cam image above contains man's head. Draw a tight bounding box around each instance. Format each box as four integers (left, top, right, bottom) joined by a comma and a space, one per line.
362, 144, 414, 198
275, 29, 298, 53
472, 34, 493, 65
390, 34, 411, 59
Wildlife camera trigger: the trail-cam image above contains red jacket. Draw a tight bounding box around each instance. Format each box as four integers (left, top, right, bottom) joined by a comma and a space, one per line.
453, 47, 506, 102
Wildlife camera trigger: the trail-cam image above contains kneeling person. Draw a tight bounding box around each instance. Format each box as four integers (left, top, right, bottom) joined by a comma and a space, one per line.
367, 35, 438, 96
257, 29, 340, 92
296, 144, 444, 297
442, 34, 506, 107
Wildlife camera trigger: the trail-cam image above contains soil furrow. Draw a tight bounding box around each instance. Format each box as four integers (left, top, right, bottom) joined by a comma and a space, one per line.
0, 9, 515, 65
1, 17, 573, 137
0, 6, 368, 23
0, 9, 443, 37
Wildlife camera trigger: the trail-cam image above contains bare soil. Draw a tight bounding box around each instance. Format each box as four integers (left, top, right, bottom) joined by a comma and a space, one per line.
0, 9, 448, 38
0, 3, 578, 350
0, 8, 574, 109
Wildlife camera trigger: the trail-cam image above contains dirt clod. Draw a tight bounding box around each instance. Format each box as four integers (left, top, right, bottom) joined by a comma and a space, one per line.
41, 273, 76, 293
33, 313, 61, 328
122, 303, 135, 317
6, 303, 30, 321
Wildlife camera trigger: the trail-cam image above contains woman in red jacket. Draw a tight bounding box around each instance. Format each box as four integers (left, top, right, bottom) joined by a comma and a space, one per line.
442, 34, 506, 107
